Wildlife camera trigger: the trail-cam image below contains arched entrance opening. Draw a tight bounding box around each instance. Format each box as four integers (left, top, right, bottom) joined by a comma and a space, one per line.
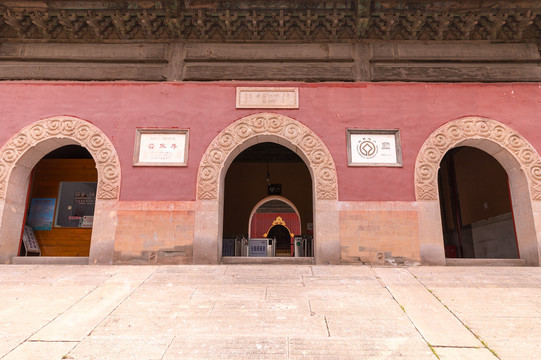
0, 116, 121, 264
222, 142, 312, 258
249, 198, 305, 257
438, 146, 519, 259
415, 116, 541, 265
267, 224, 293, 256
194, 113, 339, 264
21, 145, 97, 257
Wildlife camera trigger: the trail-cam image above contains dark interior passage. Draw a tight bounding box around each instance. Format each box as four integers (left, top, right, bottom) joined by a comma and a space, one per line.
222, 142, 313, 257
21, 145, 97, 257
267, 224, 292, 255
438, 146, 519, 259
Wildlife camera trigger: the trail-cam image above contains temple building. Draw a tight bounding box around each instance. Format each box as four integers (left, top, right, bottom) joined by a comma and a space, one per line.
0, 0, 540, 266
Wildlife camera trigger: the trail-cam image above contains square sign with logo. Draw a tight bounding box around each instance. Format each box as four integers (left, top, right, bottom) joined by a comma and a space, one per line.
347, 129, 402, 167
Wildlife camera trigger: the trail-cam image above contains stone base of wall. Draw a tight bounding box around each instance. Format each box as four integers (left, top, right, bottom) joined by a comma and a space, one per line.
339, 201, 422, 265
113, 201, 195, 265
111, 200, 430, 265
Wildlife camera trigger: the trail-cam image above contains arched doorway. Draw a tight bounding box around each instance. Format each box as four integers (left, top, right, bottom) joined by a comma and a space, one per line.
249, 197, 304, 257
194, 112, 339, 264
438, 146, 519, 259
415, 116, 541, 265
22, 145, 97, 257
267, 223, 293, 256
0, 116, 120, 264
222, 143, 311, 257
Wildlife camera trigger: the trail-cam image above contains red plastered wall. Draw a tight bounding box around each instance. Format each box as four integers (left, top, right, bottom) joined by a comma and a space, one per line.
1, 82, 539, 202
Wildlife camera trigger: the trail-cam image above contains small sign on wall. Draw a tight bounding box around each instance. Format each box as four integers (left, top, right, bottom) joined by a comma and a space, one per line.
268, 184, 282, 195
236, 87, 299, 109
133, 128, 189, 166
347, 129, 402, 167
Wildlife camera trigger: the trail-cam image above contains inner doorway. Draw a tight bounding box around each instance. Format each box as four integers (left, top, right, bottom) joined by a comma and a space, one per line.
222, 142, 313, 258
267, 224, 292, 256
250, 198, 301, 257
438, 146, 519, 259
20, 145, 97, 257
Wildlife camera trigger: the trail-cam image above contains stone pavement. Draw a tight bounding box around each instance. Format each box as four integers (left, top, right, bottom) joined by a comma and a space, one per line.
1, 265, 540, 360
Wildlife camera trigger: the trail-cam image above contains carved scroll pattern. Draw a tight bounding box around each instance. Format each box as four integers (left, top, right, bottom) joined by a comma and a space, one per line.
197, 113, 337, 200
0, 116, 120, 200
415, 116, 541, 201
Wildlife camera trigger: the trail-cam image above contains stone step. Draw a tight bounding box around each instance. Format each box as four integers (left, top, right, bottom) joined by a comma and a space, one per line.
221, 256, 314, 265
446, 258, 527, 266
11, 256, 89, 265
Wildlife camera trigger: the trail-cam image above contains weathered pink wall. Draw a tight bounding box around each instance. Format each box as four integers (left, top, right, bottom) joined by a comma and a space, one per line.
1, 82, 540, 202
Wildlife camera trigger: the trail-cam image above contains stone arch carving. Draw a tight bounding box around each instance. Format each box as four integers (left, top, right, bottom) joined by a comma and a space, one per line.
0, 116, 121, 200
196, 112, 337, 201
415, 116, 541, 201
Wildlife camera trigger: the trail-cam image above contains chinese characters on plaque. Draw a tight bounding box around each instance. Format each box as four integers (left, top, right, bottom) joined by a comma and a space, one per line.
133, 129, 189, 166
347, 130, 402, 167
236, 87, 299, 109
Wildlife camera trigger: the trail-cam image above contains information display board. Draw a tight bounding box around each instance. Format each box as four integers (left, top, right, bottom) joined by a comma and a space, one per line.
54, 182, 97, 228
248, 238, 268, 257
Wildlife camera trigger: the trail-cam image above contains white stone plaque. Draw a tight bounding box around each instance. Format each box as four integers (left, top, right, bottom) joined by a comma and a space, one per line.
133, 129, 189, 166
236, 87, 299, 109
347, 129, 402, 167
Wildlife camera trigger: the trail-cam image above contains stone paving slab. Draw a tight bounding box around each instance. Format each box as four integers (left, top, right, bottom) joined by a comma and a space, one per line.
212, 299, 311, 317
288, 337, 434, 359
0, 265, 117, 286
324, 316, 422, 338
408, 266, 541, 288
0, 285, 98, 357
409, 266, 541, 360
224, 265, 312, 277
1, 265, 540, 359
374, 267, 482, 348
65, 337, 172, 360
435, 347, 497, 360
2, 341, 77, 360
0, 337, 23, 359
163, 336, 288, 360
156, 265, 227, 275
30, 266, 157, 341
191, 285, 267, 300
92, 314, 330, 338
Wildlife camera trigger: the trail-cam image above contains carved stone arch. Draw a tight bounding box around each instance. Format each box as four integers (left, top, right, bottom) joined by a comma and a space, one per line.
196, 112, 337, 201
414, 116, 541, 266
194, 112, 340, 265
415, 116, 541, 201
0, 116, 120, 264
0, 116, 121, 200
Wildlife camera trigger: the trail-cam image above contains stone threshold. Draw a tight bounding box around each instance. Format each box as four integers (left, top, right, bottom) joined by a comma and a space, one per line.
221, 257, 314, 265
11, 256, 90, 265
446, 258, 527, 266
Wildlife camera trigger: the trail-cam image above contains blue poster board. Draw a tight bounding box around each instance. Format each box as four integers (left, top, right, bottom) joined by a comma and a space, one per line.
27, 198, 56, 231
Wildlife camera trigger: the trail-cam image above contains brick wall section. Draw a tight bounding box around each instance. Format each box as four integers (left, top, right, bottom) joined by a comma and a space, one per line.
339, 202, 420, 264
113, 201, 195, 264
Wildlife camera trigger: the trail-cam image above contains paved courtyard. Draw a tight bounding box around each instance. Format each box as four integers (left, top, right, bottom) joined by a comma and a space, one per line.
0, 264, 540, 359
